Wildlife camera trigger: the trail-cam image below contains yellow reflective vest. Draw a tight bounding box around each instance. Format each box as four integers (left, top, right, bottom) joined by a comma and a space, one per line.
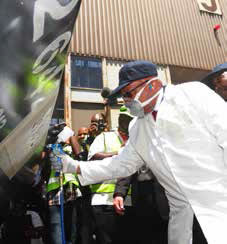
47, 145, 79, 193
90, 132, 131, 195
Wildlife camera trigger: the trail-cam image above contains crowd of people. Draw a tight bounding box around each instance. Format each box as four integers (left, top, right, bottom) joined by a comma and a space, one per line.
0, 106, 168, 244
44, 106, 170, 244
0, 61, 226, 244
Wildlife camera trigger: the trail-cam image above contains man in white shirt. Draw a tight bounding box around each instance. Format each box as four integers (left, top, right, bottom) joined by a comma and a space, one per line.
51, 60, 227, 244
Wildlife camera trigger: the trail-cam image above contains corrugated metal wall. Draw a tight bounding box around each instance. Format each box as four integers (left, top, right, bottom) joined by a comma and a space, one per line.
70, 0, 226, 70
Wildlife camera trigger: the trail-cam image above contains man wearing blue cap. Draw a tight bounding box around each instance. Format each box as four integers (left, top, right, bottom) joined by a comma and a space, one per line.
51, 60, 227, 244
201, 62, 227, 101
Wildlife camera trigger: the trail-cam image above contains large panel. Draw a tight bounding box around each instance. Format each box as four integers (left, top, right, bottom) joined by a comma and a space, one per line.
0, 0, 82, 216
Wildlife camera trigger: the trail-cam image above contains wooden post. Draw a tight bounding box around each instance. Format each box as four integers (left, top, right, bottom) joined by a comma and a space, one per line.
64, 54, 72, 127
102, 58, 111, 131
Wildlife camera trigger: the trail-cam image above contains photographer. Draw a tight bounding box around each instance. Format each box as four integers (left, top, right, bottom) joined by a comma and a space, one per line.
87, 113, 107, 146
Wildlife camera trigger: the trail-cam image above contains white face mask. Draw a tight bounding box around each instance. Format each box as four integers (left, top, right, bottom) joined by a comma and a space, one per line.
125, 77, 162, 118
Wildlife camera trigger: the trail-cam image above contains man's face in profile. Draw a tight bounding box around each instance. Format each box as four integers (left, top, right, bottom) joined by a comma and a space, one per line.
214, 72, 227, 101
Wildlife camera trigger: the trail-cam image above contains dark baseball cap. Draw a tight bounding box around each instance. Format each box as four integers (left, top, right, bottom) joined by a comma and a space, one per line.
108, 60, 158, 99
201, 62, 227, 89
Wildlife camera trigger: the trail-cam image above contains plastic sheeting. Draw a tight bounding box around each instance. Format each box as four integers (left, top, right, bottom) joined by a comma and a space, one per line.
0, 0, 81, 215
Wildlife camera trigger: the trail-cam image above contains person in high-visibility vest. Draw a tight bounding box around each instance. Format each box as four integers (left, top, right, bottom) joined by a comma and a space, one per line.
87, 106, 134, 244
76, 118, 108, 244
46, 126, 81, 244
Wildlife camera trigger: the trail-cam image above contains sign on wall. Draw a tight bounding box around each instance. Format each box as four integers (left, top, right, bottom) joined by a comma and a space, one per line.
197, 0, 222, 15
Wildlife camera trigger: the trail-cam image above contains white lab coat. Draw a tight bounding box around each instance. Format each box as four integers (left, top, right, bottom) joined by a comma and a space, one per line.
79, 82, 227, 244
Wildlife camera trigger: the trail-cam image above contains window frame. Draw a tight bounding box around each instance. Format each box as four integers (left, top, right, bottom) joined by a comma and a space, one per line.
70, 54, 103, 90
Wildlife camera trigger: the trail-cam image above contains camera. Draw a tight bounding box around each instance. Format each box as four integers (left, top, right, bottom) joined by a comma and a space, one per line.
45, 122, 66, 145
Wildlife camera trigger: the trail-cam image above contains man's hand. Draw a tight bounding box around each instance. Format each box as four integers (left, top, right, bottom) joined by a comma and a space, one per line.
51, 154, 80, 174
113, 196, 125, 215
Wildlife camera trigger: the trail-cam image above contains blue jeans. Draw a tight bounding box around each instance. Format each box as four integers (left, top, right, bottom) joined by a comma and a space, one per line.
49, 201, 79, 244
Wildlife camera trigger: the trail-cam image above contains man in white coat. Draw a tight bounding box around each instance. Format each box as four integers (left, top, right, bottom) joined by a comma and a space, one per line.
51, 60, 227, 244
